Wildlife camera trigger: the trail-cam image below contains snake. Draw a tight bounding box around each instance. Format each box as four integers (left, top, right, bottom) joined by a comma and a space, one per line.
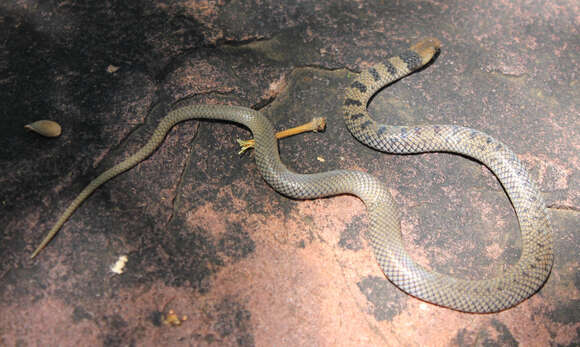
31, 38, 553, 313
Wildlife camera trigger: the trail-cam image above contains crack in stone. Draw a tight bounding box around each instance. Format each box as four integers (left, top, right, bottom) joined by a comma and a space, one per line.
216, 36, 272, 48
163, 122, 200, 231
294, 64, 357, 74
251, 65, 354, 112
172, 90, 240, 109
547, 204, 580, 212
252, 95, 276, 111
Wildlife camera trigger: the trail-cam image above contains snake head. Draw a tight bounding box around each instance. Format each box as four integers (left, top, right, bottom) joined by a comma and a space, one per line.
410, 38, 442, 65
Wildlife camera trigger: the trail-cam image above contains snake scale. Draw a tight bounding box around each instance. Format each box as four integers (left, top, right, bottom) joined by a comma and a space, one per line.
31, 38, 553, 313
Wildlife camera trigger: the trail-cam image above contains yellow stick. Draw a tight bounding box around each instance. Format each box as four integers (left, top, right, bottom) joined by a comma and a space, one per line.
237, 117, 326, 154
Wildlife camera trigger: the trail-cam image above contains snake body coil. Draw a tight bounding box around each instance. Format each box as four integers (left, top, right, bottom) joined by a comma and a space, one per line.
32, 38, 553, 313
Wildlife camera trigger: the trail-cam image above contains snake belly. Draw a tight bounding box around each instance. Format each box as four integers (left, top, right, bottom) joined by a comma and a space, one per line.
343, 38, 553, 312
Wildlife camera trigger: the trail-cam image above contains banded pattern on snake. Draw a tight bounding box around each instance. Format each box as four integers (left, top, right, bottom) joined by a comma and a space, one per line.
31, 38, 553, 313
343, 38, 552, 312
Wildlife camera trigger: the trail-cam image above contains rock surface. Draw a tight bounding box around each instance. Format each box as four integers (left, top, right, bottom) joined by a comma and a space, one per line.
1, 1, 578, 346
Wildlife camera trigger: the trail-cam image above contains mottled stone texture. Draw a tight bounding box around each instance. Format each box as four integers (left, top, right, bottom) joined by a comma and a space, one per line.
1, 1, 578, 346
